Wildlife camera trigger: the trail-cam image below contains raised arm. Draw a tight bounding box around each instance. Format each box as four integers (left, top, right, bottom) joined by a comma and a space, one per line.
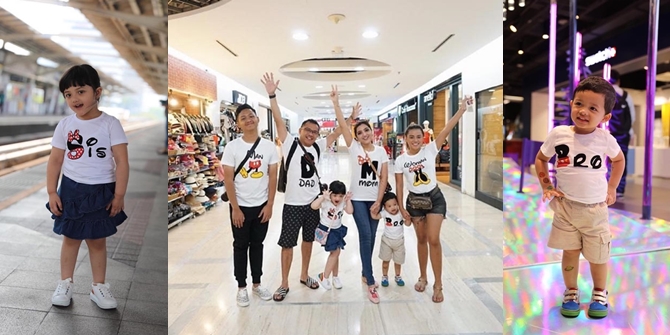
330, 85, 354, 147
434, 96, 472, 150
344, 191, 354, 215
325, 106, 359, 148
311, 190, 330, 210
261, 73, 287, 143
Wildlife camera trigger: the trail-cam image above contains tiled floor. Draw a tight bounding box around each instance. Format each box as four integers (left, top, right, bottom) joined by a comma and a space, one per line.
503, 158, 670, 335
168, 151, 503, 335
0, 125, 167, 335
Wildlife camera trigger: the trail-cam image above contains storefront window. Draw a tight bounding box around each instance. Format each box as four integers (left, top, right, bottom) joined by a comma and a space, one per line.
475, 85, 503, 209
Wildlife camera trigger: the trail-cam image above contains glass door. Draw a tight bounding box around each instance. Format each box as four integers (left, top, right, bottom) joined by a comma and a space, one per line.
450, 83, 463, 185
475, 85, 503, 210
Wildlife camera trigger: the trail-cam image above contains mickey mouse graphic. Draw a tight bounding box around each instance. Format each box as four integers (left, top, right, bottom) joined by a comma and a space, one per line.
67, 130, 84, 160
239, 159, 264, 179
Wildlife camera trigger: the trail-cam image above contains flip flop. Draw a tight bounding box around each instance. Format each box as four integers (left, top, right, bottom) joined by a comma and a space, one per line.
272, 287, 289, 301
300, 276, 320, 289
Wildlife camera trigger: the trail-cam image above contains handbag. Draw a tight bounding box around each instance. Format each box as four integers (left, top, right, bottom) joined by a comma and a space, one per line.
365, 151, 392, 193
221, 137, 261, 202
407, 192, 433, 210
314, 225, 330, 245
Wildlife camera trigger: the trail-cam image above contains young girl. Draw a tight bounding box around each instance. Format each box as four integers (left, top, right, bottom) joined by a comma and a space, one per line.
371, 192, 411, 287
46, 64, 129, 310
394, 95, 471, 303
331, 85, 388, 304
312, 181, 353, 290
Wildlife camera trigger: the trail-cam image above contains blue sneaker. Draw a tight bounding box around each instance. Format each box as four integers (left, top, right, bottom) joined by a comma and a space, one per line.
395, 276, 405, 286
381, 276, 389, 287
560, 288, 580, 318
588, 289, 609, 319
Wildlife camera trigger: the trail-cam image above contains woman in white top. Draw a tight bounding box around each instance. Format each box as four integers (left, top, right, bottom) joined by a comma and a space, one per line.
394, 96, 472, 303
331, 86, 388, 304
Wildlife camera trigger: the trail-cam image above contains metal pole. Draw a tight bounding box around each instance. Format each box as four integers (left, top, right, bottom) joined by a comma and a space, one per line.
643, 0, 659, 220
567, 0, 577, 106
548, 0, 557, 132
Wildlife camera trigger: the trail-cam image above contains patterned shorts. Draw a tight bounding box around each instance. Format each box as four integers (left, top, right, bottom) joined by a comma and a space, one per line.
277, 204, 320, 248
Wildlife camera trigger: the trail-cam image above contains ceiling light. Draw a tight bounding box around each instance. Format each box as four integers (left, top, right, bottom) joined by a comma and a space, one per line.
542, 34, 549, 39
359, 85, 366, 88
362, 30, 378, 39
309, 68, 319, 72
576, 15, 579, 20
510, 25, 517, 33
347, 93, 355, 96
4, 42, 30, 56
489, 89, 495, 92
37, 57, 59, 68
518, 50, 524, 55
354, 67, 364, 71
293, 32, 309, 40
315, 85, 323, 88
169, 98, 179, 106
644, 66, 648, 70
190, 99, 199, 106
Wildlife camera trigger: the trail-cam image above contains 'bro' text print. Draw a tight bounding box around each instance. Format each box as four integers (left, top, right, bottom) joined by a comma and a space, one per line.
555, 144, 602, 169
67, 129, 107, 160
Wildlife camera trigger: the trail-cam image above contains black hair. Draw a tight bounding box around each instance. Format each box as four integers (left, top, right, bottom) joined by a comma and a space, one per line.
235, 104, 256, 121
301, 119, 320, 129
404, 124, 424, 136
58, 64, 101, 97
353, 120, 372, 138
328, 180, 346, 195
573, 76, 617, 114
381, 192, 398, 207
610, 70, 620, 83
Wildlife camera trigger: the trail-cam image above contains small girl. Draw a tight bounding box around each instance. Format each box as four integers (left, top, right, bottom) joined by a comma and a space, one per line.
312, 181, 353, 290
371, 192, 411, 287
46, 64, 129, 310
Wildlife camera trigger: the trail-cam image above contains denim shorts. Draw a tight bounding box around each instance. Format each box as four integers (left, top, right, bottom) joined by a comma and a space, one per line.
405, 186, 447, 218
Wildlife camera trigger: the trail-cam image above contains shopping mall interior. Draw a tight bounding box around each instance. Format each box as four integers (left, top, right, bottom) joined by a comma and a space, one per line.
503, 1, 670, 334
167, 1, 503, 334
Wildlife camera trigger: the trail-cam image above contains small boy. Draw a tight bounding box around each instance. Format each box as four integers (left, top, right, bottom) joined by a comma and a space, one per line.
535, 76, 625, 319
371, 192, 411, 287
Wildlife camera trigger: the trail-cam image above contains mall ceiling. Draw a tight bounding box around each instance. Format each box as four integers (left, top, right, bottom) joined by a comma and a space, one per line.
168, 0, 222, 15
504, 0, 670, 97
0, 0, 167, 94
168, 0, 501, 119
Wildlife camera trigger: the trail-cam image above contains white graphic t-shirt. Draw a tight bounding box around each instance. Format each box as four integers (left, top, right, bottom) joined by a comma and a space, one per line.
282, 134, 328, 206
381, 209, 405, 240
222, 137, 279, 207
394, 142, 439, 194
51, 112, 128, 185
319, 198, 345, 230
540, 126, 621, 204
348, 141, 389, 201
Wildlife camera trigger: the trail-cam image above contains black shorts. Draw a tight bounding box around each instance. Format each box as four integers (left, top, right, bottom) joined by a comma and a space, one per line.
406, 186, 447, 218
277, 204, 320, 248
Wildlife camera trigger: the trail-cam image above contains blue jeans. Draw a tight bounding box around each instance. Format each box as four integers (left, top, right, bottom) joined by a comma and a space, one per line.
352, 200, 379, 286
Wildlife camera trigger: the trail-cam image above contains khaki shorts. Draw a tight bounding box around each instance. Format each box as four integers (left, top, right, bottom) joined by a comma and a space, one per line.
379, 235, 406, 264
547, 197, 612, 264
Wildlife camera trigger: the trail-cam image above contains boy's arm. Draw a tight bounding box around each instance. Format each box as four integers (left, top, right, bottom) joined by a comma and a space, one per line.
607, 151, 625, 204
534, 151, 554, 191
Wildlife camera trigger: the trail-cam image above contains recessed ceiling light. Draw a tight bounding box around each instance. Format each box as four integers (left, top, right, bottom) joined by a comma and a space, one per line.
354, 67, 364, 71
644, 66, 649, 70
542, 34, 549, 39
518, 50, 524, 55
315, 85, 323, 88
359, 85, 366, 88
489, 89, 495, 92
362, 30, 378, 39
309, 68, 319, 72
510, 25, 517, 33
293, 32, 309, 40
347, 93, 355, 96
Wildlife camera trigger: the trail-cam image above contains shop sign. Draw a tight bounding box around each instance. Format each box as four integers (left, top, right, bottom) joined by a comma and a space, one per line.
423, 90, 435, 103
585, 47, 616, 67
232, 90, 247, 105
399, 99, 417, 114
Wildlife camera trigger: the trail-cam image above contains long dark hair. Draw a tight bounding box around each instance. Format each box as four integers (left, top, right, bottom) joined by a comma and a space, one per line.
353, 120, 372, 139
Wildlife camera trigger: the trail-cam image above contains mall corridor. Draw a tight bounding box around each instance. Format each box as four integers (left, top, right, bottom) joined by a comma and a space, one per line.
0, 125, 167, 335
168, 151, 503, 335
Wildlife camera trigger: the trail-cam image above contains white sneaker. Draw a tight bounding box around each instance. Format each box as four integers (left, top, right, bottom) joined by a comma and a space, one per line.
90, 283, 118, 309
52, 278, 73, 307
252, 285, 272, 301
317, 273, 332, 290
332, 276, 343, 289
237, 288, 250, 307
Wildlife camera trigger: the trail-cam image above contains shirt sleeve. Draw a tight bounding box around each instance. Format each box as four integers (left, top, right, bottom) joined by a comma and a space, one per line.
109, 117, 128, 146
605, 133, 622, 158
51, 120, 66, 150
281, 133, 295, 157
377, 146, 389, 163
221, 140, 236, 168
394, 154, 404, 174
540, 128, 558, 158
425, 141, 439, 158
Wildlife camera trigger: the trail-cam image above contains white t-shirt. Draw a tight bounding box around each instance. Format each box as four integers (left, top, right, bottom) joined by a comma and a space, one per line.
281, 134, 328, 206
51, 112, 128, 185
319, 198, 345, 229
381, 209, 405, 240
394, 142, 439, 194
540, 126, 621, 204
221, 137, 279, 207
348, 141, 389, 201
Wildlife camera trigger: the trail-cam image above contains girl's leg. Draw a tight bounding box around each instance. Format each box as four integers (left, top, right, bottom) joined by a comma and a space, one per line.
323, 249, 341, 278
333, 256, 339, 277
85, 238, 107, 284
382, 261, 390, 277
425, 214, 444, 302
413, 216, 428, 291
61, 236, 83, 280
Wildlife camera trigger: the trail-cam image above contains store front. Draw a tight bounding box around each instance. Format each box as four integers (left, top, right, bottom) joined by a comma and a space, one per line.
475, 85, 503, 210
378, 110, 400, 159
